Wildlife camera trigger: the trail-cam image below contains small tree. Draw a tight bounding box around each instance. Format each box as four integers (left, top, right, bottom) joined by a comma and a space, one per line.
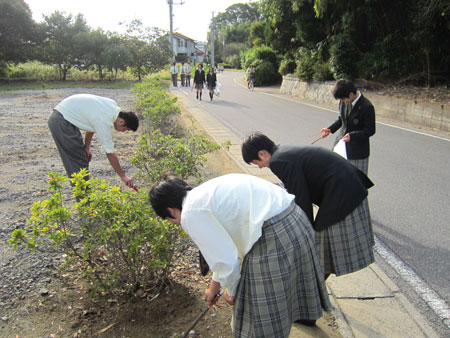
9, 170, 182, 295
39, 11, 90, 80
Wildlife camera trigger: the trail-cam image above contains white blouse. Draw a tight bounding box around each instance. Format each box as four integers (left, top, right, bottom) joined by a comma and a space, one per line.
180, 173, 294, 296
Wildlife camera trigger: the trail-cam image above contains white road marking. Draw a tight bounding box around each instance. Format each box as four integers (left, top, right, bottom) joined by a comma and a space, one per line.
375, 236, 450, 328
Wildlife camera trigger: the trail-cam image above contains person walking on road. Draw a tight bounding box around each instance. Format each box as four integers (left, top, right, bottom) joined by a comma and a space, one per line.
319, 79, 376, 174
246, 65, 255, 90
184, 61, 192, 87
206, 66, 217, 101
170, 62, 178, 87
242, 132, 375, 280
180, 62, 186, 87
149, 174, 331, 337
193, 63, 206, 101
48, 94, 139, 189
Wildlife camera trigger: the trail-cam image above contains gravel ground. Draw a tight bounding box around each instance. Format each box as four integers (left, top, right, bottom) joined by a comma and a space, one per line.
0, 87, 139, 317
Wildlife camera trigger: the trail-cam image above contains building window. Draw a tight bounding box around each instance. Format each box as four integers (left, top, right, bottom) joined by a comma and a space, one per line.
178, 40, 185, 48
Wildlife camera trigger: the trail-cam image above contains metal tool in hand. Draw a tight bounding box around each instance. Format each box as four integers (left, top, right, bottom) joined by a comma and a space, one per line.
180, 290, 224, 338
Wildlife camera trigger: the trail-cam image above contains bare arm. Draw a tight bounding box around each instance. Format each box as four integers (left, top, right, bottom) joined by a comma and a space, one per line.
105, 152, 134, 187
84, 132, 94, 162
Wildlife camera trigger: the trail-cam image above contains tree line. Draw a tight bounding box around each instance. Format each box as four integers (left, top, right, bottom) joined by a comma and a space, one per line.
210, 0, 449, 86
1, 0, 449, 86
0, 0, 172, 81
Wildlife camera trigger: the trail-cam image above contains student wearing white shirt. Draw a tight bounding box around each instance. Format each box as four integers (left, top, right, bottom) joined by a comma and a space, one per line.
48, 94, 139, 188
180, 62, 186, 87
170, 62, 178, 87
184, 61, 192, 87
149, 173, 330, 337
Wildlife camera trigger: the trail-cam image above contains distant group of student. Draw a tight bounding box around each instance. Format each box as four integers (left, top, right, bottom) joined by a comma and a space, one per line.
48, 74, 376, 337
170, 61, 220, 101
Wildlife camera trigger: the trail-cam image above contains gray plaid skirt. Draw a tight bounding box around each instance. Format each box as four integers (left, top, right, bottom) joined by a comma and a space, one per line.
315, 198, 374, 276
348, 157, 369, 175
233, 202, 331, 338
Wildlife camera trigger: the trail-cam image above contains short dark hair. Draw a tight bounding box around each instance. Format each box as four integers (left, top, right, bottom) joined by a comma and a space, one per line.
332, 79, 357, 99
118, 111, 139, 131
149, 176, 192, 219
241, 132, 276, 164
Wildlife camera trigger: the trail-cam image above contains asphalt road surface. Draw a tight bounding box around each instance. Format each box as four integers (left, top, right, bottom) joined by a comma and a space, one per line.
178, 70, 450, 332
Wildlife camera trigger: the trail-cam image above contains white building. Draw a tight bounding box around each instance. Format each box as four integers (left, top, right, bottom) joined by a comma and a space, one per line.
171, 32, 196, 63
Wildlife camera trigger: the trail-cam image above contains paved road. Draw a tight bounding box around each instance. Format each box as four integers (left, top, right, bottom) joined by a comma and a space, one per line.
177, 70, 450, 330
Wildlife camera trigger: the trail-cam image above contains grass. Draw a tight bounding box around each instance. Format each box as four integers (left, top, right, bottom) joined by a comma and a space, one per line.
0, 81, 137, 92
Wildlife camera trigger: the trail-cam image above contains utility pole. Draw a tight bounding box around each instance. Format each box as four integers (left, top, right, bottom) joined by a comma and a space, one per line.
167, 0, 185, 61
210, 11, 215, 68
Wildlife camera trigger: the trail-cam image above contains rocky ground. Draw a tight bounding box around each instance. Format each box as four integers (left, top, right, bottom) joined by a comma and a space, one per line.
0, 87, 232, 338
0, 87, 339, 338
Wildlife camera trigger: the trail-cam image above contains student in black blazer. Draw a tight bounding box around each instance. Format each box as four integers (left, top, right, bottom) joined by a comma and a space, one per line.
193, 63, 206, 101
320, 79, 376, 174
242, 132, 375, 283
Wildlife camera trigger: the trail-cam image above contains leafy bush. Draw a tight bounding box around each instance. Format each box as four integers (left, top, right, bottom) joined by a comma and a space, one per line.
132, 77, 180, 134
242, 46, 279, 70
329, 33, 360, 80
2, 61, 137, 81
251, 59, 281, 86
279, 57, 297, 76
226, 55, 241, 69
295, 48, 315, 81
9, 170, 183, 295
313, 60, 333, 81
132, 129, 221, 183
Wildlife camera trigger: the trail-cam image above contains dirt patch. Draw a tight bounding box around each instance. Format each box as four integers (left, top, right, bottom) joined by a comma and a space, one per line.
0, 87, 340, 338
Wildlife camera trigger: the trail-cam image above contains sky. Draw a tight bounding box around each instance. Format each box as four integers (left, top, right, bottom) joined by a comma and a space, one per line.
25, 0, 252, 42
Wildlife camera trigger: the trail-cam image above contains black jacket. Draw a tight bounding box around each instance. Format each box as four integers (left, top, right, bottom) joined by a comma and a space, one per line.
269, 145, 374, 231
206, 72, 217, 87
193, 69, 206, 85
328, 94, 376, 160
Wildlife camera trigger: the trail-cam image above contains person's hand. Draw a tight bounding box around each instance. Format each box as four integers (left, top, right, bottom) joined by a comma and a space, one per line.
320, 128, 331, 138
223, 291, 235, 305
205, 281, 221, 307
342, 133, 351, 142
121, 175, 134, 188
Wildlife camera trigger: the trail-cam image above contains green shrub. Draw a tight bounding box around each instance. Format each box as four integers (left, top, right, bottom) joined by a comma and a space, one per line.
252, 59, 281, 86
242, 46, 279, 70
226, 55, 241, 69
279, 58, 297, 76
131, 77, 180, 134
295, 48, 315, 81
313, 60, 333, 81
132, 129, 221, 183
329, 33, 360, 80
9, 170, 183, 295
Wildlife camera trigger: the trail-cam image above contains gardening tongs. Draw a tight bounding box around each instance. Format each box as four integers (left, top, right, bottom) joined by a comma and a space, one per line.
180, 290, 224, 338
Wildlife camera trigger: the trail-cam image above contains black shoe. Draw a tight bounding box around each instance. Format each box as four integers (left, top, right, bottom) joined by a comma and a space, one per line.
294, 319, 316, 327
196, 94, 198, 99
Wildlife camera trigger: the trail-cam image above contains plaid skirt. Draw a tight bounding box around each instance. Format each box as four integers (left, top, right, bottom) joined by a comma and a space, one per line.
233, 202, 331, 338
315, 198, 374, 276
348, 157, 369, 175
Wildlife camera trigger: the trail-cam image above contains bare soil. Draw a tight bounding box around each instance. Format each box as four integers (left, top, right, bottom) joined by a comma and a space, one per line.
0, 87, 340, 338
